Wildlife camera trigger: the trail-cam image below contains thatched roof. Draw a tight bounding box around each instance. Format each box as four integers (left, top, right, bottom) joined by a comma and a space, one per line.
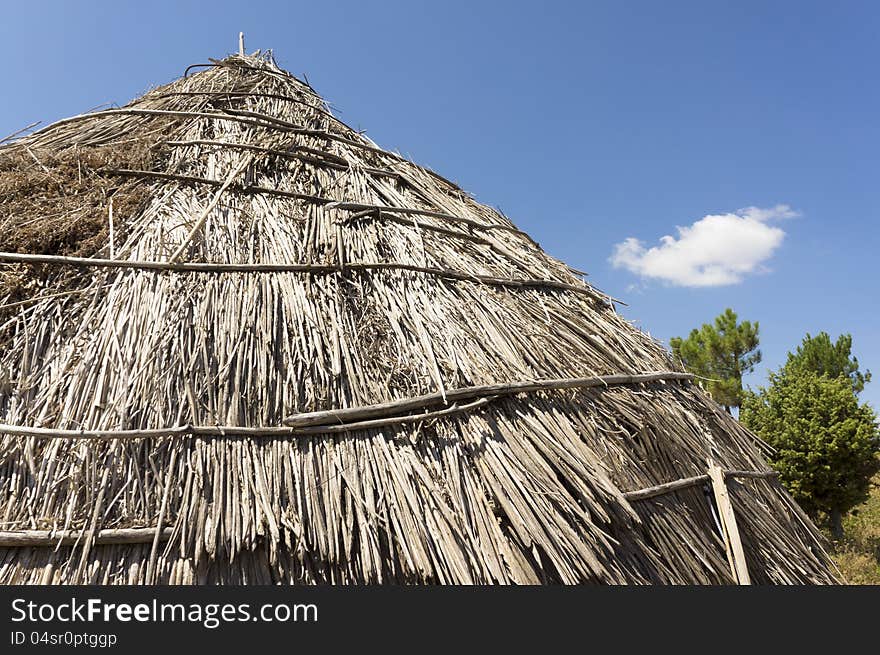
0, 52, 839, 584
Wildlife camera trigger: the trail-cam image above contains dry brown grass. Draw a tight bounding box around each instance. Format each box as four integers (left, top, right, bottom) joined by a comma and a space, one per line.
834, 462, 880, 584
0, 142, 158, 336
0, 143, 154, 257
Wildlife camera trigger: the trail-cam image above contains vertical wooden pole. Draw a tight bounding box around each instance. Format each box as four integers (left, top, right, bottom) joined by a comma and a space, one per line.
108, 197, 115, 260
708, 462, 751, 585
239, 32, 245, 56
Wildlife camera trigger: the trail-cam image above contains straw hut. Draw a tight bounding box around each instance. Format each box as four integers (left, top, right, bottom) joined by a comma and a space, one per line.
0, 51, 839, 584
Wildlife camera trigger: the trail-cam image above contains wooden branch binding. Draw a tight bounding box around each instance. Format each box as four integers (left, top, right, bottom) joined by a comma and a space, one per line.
283, 371, 694, 427
0, 371, 694, 440
0, 423, 299, 441
294, 396, 498, 435
0, 467, 777, 548
0, 252, 599, 298
157, 92, 344, 127
344, 209, 495, 246
622, 474, 709, 501
105, 168, 329, 204
622, 469, 778, 502
103, 167, 528, 237
165, 139, 400, 179
0, 527, 172, 547
109, 158, 579, 288
159, 85, 465, 190
167, 138, 351, 166
33, 107, 409, 165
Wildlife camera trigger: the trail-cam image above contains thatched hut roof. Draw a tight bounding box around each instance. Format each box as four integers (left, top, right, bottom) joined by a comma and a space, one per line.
0, 52, 839, 584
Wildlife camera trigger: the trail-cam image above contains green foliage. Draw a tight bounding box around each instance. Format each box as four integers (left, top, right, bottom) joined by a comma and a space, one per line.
670, 308, 761, 411
783, 331, 871, 393
741, 371, 880, 526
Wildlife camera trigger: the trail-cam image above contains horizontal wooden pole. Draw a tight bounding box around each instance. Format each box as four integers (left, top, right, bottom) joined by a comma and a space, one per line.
181, 58, 466, 191
164, 139, 399, 178
0, 423, 300, 440
293, 396, 498, 435
0, 372, 694, 440
0, 252, 598, 297
343, 209, 495, 247
166, 69, 464, 191
30, 107, 420, 171
103, 167, 528, 236
155, 91, 342, 125
0, 250, 334, 272
284, 371, 695, 428
623, 469, 779, 502
105, 167, 331, 204
0, 527, 171, 547
622, 474, 709, 501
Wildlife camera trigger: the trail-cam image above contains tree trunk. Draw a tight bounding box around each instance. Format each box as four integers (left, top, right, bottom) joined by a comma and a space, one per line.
829, 508, 844, 540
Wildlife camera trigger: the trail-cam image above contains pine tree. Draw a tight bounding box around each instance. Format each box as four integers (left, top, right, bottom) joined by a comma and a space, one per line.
670, 308, 761, 412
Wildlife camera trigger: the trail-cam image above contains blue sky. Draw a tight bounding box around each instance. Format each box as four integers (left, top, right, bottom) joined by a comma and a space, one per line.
2, 1, 877, 408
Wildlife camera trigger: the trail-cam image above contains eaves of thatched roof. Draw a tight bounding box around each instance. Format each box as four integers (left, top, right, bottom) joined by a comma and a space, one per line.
0, 52, 839, 584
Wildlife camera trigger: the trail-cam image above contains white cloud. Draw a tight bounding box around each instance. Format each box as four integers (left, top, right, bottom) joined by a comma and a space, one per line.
609, 204, 798, 287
